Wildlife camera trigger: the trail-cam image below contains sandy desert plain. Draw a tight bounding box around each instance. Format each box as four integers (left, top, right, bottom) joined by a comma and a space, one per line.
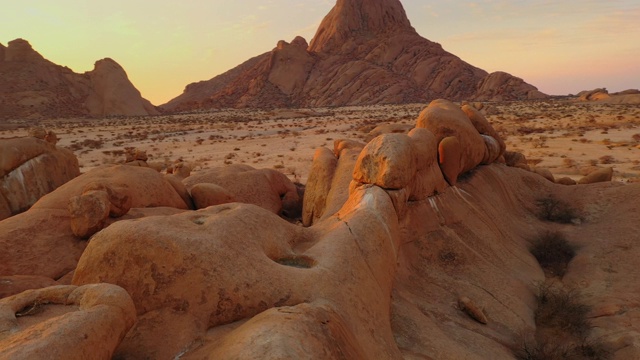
1, 99, 639, 184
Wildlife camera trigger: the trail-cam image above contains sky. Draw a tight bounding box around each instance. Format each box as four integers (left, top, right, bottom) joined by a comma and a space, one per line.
2, 0, 639, 105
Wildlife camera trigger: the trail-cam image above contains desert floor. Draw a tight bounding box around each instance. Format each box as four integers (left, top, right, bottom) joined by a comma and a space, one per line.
1, 100, 639, 184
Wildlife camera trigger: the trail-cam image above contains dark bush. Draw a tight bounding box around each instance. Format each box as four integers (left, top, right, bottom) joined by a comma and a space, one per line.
515, 284, 610, 360
536, 196, 578, 223
535, 284, 590, 336
530, 231, 576, 277
515, 337, 609, 360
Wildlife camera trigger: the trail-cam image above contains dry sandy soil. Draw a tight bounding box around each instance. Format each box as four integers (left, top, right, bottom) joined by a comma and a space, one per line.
1, 99, 639, 184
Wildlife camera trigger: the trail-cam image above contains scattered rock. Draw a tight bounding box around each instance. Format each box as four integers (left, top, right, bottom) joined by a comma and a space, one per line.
578, 167, 614, 184
458, 296, 488, 324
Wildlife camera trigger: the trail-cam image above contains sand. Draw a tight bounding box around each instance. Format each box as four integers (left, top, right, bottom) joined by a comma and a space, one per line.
1, 100, 638, 184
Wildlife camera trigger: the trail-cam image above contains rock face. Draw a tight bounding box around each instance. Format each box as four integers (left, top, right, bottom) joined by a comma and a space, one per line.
0, 284, 136, 359
0, 136, 80, 221
0, 38, 158, 120
3, 99, 640, 358
162, 0, 545, 111
576, 88, 640, 105
0, 165, 192, 279
183, 164, 302, 218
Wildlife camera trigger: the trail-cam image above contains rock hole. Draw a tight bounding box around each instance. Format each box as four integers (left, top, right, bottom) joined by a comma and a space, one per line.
274, 255, 316, 269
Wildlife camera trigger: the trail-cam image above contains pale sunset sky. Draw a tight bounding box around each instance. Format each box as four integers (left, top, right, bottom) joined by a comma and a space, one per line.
3, 0, 639, 105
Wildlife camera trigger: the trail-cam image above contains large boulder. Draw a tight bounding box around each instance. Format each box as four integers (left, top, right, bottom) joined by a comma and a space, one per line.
0, 137, 79, 221
416, 99, 500, 184
0, 275, 58, 299
183, 164, 301, 218
0, 284, 136, 359
578, 167, 613, 185
0, 165, 191, 278
302, 139, 365, 226
73, 186, 403, 359
353, 129, 447, 202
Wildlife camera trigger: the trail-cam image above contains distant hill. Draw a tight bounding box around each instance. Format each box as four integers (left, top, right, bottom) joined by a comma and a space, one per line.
163, 0, 546, 112
0, 39, 158, 120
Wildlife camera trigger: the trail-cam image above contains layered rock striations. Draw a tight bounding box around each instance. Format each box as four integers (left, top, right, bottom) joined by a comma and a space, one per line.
0, 39, 158, 120
163, 0, 546, 111
0, 134, 79, 221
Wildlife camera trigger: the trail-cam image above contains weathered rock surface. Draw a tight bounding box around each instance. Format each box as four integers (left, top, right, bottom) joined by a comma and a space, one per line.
0, 38, 158, 120
578, 167, 613, 184
475, 71, 547, 101
0, 165, 191, 278
183, 164, 301, 218
3, 99, 640, 359
302, 139, 364, 226
0, 275, 58, 299
416, 99, 503, 185
577, 88, 640, 104
0, 136, 79, 221
162, 0, 545, 111
0, 283, 136, 359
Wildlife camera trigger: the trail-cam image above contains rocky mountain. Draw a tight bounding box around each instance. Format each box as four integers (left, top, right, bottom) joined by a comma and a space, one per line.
163, 0, 546, 111
0, 39, 159, 120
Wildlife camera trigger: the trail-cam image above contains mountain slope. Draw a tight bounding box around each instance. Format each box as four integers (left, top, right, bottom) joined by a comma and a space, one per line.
0, 39, 158, 120
163, 0, 545, 111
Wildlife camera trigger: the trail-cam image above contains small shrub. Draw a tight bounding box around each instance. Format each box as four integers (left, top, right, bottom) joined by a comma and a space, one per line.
535, 284, 590, 336
530, 231, 576, 277
515, 284, 610, 360
515, 337, 609, 360
536, 196, 578, 223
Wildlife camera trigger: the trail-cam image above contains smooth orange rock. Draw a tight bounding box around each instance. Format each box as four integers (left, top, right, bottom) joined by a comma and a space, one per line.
416, 99, 487, 181
183, 164, 301, 218
302, 147, 338, 226
0, 284, 136, 359
0, 275, 58, 299
190, 183, 236, 209
578, 167, 614, 184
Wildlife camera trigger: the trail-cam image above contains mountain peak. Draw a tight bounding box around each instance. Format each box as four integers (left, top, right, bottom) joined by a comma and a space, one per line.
309, 0, 415, 53
5, 38, 44, 62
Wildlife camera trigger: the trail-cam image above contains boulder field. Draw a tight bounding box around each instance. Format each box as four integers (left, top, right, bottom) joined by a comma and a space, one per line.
0, 99, 638, 359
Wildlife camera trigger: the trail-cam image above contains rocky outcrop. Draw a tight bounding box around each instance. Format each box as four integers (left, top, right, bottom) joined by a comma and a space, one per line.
475, 71, 547, 101
3, 99, 640, 358
0, 284, 136, 359
0, 38, 158, 120
0, 165, 191, 279
85, 58, 159, 117
163, 0, 545, 111
183, 164, 301, 218
0, 136, 79, 221
577, 88, 640, 104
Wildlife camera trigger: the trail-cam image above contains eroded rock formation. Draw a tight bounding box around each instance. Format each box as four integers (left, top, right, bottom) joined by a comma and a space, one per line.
0, 39, 158, 120
0, 135, 79, 221
2, 99, 639, 359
